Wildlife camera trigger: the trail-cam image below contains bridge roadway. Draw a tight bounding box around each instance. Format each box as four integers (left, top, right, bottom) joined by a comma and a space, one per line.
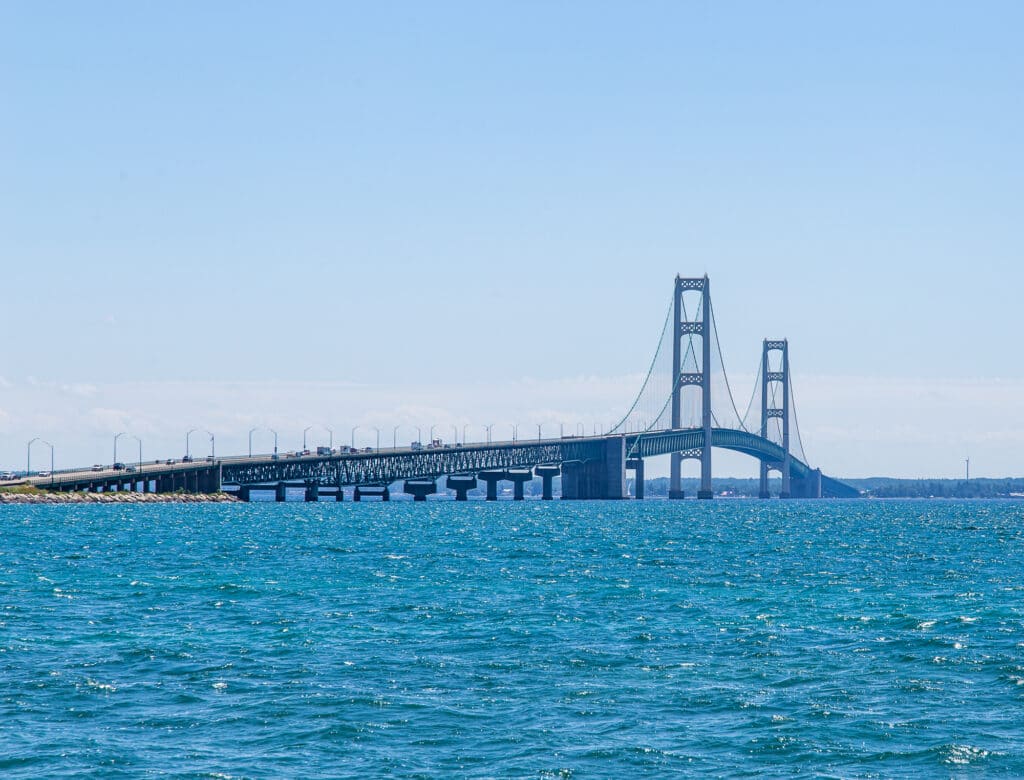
23, 429, 858, 499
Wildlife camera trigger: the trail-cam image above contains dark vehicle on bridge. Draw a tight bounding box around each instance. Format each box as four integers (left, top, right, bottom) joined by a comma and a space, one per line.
113, 462, 126, 471
182, 455, 194, 463
316, 446, 332, 456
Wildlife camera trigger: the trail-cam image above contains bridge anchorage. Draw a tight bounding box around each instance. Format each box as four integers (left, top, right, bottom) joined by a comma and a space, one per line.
32, 275, 856, 500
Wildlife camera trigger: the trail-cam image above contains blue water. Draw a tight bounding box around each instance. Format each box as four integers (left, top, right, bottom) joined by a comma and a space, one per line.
3, 500, 1024, 777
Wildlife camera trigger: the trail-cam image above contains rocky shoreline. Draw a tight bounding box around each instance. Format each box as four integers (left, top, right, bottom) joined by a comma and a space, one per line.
0, 491, 239, 505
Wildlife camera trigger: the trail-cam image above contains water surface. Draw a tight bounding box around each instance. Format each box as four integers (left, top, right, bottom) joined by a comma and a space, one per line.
2, 499, 1023, 777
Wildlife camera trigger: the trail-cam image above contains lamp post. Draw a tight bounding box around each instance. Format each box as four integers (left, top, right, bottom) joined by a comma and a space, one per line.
371, 426, 380, 451
463, 424, 470, 445
350, 426, 359, 450
451, 424, 458, 445
248, 427, 260, 457
325, 426, 334, 449
270, 428, 278, 458
429, 425, 437, 445
303, 426, 312, 450
537, 423, 542, 441
485, 424, 493, 444
114, 431, 126, 465
205, 431, 215, 460
132, 436, 142, 488
415, 426, 422, 445
393, 425, 401, 450
185, 428, 197, 459
26, 437, 38, 476
577, 422, 585, 437
511, 423, 518, 443
42, 440, 53, 485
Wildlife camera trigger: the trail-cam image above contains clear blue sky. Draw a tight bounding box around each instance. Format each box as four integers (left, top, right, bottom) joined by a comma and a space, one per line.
1, 2, 1022, 476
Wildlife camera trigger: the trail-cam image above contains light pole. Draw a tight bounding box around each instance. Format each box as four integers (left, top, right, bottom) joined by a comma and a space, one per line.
429, 425, 437, 445
205, 430, 215, 459
325, 426, 334, 449
248, 426, 260, 457
114, 432, 126, 465
26, 437, 38, 476
270, 428, 278, 457
560, 422, 565, 438
536, 423, 542, 441
577, 422, 585, 437
132, 436, 142, 485
511, 423, 518, 442
185, 428, 197, 459
451, 424, 458, 445
371, 426, 380, 451
393, 425, 400, 450
485, 424, 493, 444
42, 440, 53, 484
415, 426, 422, 445
303, 426, 312, 450
463, 424, 470, 445
351, 426, 360, 450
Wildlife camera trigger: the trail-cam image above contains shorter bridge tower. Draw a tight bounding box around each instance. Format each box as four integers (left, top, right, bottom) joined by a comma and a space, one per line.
669, 274, 713, 500
759, 339, 791, 498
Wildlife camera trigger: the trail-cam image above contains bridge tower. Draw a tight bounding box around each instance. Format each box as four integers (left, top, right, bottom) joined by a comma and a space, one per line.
759, 339, 791, 499
669, 275, 713, 500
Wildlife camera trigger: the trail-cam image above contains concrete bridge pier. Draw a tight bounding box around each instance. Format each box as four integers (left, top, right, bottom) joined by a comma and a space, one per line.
275, 482, 288, 502
790, 468, 822, 499
627, 458, 644, 499
204, 466, 222, 493
238, 485, 251, 502
669, 453, 685, 499
354, 486, 389, 502
446, 475, 477, 501
304, 483, 320, 502
560, 462, 580, 500
507, 469, 532, 500
404, 479, 437, 501
335, 487, 345, 501
535, 465, 560, 500
759, 462, 771, 498
479, 470, 504, 501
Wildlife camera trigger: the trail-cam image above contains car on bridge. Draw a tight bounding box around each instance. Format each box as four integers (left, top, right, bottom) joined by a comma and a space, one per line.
113, 462, 126, 471
0, 471, 17, 480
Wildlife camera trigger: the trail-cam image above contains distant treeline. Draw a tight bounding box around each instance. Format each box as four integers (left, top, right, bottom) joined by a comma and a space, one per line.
458, 476, 1024, 499
639, 477, 1024, 499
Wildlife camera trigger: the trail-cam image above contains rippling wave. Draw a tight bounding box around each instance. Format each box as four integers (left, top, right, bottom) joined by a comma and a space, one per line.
2, 500, 1023, 776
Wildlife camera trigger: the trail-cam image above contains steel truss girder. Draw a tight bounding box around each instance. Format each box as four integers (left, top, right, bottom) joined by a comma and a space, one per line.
677, 277, 706, 291
221, 441, 603, 488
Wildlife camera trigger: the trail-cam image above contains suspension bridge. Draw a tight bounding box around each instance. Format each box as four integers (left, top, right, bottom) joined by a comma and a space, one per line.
26, 275, 858, 500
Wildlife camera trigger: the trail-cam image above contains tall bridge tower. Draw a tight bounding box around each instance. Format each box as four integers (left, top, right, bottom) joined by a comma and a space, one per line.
669, 275, 713, 500
759, 339, 791, 498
